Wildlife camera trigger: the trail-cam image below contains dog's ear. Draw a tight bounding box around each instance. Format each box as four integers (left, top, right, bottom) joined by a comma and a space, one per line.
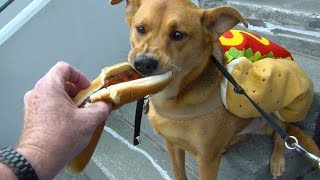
202, 6, 248, 38
109, 0, 140, 25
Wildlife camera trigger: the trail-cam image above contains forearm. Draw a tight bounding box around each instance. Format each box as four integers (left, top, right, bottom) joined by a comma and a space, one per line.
0, 162, 18, 180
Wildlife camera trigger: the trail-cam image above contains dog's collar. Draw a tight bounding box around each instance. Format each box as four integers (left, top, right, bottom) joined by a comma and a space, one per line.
149, 91, 224, 120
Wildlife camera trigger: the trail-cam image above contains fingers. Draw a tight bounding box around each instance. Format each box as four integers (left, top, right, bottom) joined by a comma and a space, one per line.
77, 102, 112, 128
65, 82, 81, 98
47, 62, 91, 90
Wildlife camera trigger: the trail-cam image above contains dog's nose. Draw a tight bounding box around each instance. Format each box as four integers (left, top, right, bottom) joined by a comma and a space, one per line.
134, 55, 158, 75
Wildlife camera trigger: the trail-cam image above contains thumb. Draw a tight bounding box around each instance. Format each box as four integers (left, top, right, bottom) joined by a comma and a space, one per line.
78, 101, 112, 128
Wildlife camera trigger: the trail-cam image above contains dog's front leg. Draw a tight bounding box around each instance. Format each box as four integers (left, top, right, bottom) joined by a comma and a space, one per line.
270, 119, 286, 179
197, 153, 221, 180
166, 141, 187, 180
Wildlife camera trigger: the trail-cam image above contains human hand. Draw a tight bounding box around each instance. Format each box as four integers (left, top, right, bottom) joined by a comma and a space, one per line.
16, 62, 111, 179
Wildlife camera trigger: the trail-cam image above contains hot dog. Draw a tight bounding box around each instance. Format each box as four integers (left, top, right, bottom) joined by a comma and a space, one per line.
73, 62, 172, 108
65, 62, 172, 173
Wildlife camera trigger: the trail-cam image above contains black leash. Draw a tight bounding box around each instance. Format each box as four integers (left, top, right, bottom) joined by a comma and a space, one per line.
0, 0, 15, 13
210, 55, 320, 167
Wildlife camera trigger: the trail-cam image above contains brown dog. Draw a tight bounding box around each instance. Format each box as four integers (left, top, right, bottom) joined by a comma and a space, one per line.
110, 0, 320, 179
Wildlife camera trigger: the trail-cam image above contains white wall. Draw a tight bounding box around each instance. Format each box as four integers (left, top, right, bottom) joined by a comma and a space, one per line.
0, 0, 130, 146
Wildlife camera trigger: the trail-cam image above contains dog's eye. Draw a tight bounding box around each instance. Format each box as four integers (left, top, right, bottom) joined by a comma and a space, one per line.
170, 31, 185, 41
136, 26, 146, 35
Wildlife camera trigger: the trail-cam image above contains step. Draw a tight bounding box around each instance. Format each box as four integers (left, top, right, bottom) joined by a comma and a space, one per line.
199, 0, 320, 32
85, 112, 198, 180
236, 21, 320, 58
54, 171, 88, 180
199, 0, 320, 57
67, 52, 320, 180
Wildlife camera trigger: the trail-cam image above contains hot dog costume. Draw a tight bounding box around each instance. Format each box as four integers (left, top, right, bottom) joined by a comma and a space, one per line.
218, 30, 314, 122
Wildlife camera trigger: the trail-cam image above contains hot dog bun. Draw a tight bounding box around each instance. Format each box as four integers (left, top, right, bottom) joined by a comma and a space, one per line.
65, 62, 172, 174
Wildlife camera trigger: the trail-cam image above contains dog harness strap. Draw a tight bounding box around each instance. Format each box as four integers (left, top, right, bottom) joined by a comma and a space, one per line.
209, 55, 290, 141
133, 98, 144, 145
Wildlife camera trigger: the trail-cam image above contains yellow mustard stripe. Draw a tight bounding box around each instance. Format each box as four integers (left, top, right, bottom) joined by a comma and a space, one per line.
219, 30, 270, 47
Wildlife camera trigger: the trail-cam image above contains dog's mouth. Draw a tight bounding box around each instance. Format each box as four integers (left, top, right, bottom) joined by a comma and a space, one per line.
132, 66, 171, 78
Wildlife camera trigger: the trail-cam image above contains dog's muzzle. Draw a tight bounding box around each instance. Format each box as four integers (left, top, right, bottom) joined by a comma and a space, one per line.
134, 55, 158, 76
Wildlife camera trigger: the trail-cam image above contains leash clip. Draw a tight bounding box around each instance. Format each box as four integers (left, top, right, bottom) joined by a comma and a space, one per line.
143, 95, 150, 114
285, 136, 320, 168
233, 86, 245, 94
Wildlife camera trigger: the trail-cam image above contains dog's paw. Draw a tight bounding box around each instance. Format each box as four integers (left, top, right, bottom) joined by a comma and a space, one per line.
270, 155, 286, 179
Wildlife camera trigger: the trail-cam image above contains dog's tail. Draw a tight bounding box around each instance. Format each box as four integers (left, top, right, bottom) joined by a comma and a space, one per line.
286, 123, 320, 167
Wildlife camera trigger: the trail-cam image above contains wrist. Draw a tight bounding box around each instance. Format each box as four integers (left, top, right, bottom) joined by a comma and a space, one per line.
17, 131, 77, 179
0, 147, 38, 180
16, 130, 66, 179
0, 161, 18, 180
15, 147, 52, 180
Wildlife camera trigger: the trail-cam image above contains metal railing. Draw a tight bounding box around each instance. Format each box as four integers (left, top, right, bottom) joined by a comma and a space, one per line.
0, 0, 15, 13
